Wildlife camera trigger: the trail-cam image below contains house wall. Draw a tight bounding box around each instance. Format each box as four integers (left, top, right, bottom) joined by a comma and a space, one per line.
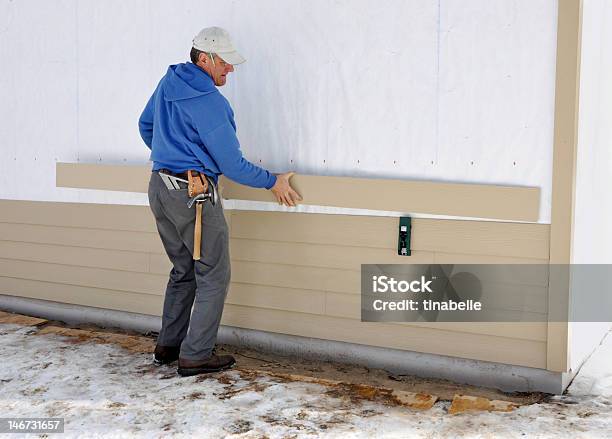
0, 0, 585, 384
569, 0, 612, 372
0, 0, 558, 222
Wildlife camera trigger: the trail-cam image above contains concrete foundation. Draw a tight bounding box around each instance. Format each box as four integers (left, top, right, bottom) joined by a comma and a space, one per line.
0, 294, 573, 394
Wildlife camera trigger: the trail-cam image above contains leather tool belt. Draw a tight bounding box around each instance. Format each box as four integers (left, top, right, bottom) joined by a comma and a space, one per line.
187, 170, 209, 198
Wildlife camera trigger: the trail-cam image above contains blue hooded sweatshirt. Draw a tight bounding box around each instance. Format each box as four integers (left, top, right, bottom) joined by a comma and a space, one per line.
138, 62, 277, 189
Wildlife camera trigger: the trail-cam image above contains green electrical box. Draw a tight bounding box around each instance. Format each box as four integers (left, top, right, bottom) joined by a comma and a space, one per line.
398, 217, 412, 256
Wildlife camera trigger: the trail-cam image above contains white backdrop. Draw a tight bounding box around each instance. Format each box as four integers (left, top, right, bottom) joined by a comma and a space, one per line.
0, 0, 558, 222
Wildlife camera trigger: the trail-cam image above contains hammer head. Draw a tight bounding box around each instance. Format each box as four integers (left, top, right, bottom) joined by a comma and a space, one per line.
186, 175, 218, 209
187, 193, 210, 209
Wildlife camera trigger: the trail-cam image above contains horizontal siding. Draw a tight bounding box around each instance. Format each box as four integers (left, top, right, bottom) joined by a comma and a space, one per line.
221, 305, 547, 369
0, 222, 161, 254
0, 247, 547, 340
222, 175, 541, 222
229, 238, 436, 270
0, 281, 546, 368
231, 211, 550, 259
56, 163, 151, 194
0, 254, 546, 339
0, 258, 167, 296
324, 292, 548, 342
150, 246, 437, 276
326, 283, 548, 316
413, 219, 549, 259
0, 269, 544, 343
56, 162, 541, 222
0, 201, 549, 258
0, 277, 163, 316
231, 260, 360, 295
0, 200, 231, 236
0, 240, 151, 273
0, 200, 157, 233
0, 199, 550, 368
228, 240, 549, 285
227, 283, 326, 315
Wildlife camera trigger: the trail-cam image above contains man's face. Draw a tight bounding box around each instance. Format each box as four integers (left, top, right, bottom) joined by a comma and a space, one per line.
201, 53, 234, 86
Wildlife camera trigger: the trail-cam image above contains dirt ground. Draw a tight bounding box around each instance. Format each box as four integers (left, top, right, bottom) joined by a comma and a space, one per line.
2, 310, 611, 438
39, 317, 546, 405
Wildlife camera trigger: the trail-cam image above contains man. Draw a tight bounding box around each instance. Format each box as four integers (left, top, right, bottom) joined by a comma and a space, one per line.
138, 27, 301, 377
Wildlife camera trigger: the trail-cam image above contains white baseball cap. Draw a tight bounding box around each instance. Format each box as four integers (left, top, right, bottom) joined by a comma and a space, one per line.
192, 27, 246, 65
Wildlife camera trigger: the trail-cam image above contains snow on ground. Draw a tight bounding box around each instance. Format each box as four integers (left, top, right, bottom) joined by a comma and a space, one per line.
0, 323, 611, 438
568, 332, 612, 399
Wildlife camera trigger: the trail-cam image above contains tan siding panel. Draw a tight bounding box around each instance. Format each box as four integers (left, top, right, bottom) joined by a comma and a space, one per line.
0, 201, 548, 259
57, 162, 152, 193
0, 199, 552, 370
227, 283, 326, 315
229, 238, 435, 270
431, 257, 550, 287
324, 292, 548, 341
327, 283, 547, 316
56, 163, 540, 221
230, 211, 549, 258
0, 200, 157, 233
433, 252, 549, 265
229, 240, 548, 286
221, 305, 547, 368
231, 260, 360, 294
231, 211, 397, 249
149, 253, 172, 275
0, 241, 150, 273
400, 322, 548, 343
413, 219, 550, 260
0, 276, 545, 368
0, 258, 166, 296
231, 260, 549, 314
0, 277, 162, 316
223, 175, 540, 222
0, 222, 162, 254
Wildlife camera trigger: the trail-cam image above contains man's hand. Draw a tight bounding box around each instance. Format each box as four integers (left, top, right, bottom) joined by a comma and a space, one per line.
270, 172, 303, 207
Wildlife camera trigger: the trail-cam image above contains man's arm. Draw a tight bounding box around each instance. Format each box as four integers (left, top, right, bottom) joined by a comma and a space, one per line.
198, 121, 278, 189
194, 98, 302, 205
200, 122, 301, 205
138, 91, 156, 149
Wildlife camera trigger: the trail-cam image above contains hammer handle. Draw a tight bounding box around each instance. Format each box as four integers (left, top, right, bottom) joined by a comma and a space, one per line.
193, 202, 203, 260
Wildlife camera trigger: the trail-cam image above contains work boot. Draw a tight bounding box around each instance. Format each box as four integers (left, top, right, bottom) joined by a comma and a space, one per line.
177, 354, 236, 377
153, 345, 180, 366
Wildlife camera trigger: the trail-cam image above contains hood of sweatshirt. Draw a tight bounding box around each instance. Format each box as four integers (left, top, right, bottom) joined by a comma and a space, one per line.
162, 62, 217, 102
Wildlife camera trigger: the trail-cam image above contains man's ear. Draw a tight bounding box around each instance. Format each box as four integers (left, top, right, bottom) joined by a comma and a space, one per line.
198, 52, 208, 65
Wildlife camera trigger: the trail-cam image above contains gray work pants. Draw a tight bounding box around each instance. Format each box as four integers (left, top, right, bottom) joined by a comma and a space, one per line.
147, 171, 230, 361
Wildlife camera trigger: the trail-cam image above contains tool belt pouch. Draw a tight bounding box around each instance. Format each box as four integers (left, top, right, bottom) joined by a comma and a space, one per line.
187, 170, 209, 198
